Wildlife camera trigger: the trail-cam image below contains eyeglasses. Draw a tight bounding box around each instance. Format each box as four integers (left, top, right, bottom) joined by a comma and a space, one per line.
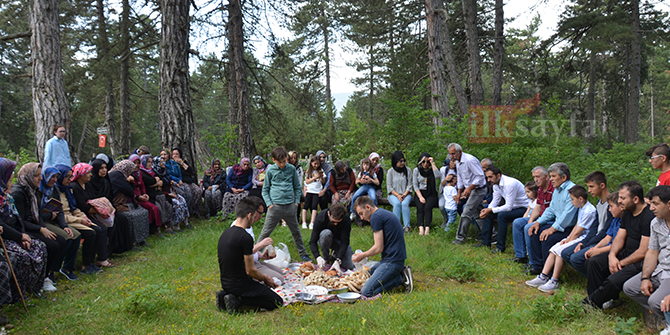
256, 210, 264, 215
242, 163, 250, 166
399, 159, 406, 163
650, 155, 663, 160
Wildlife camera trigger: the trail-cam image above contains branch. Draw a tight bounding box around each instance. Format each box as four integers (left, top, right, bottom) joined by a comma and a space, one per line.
0, 31, 31, 41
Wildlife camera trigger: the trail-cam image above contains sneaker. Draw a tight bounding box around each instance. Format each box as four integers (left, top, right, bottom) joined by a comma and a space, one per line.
42, 278, 57, 292
602, 299, 622, 310
81, 265, 100, 275
91, 264, 104, 273
660, 328, 670, 335
538, 280, 559, 293
224, 294, 240, 315
472, 242, 489, 248
525, 275, 549, 288
350, 212, 356, 221
451, 239, 465, 245
302, 255, 313, 263
59, 269, 79, 281
215, 290, 227, 312
302, 222, 308, 229
402, 266, 413, 294
309, 223, 314, 230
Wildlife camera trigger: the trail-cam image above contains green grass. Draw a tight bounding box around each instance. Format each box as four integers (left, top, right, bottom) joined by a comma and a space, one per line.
1, 210, 649, 334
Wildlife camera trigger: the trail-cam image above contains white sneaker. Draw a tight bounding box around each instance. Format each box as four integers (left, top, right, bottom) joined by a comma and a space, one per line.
302, 222, 307, 229
42, 278, 57, 292
525, 275, 548, 288
309, 223, 314, 230
350, 212, 356, 221
538, 280, 559, 293
660, 327, 670, 335
402, 266, 413, 293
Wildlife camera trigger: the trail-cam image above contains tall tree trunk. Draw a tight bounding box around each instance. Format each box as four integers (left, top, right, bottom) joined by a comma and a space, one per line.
96, 0, 119, 158
229, 0, 255, 158
369, 45, 374, 120
586, 50, 597, 142
321, 7, 335, 147
491, 0, 504, 105
30, 0, 71, 163
425, 0, 449, 124
462, 0, 484, 105
119, 0, 131, 154
75, 119, 88, 162
440, 6, 468, 117
625, 0, 640, 144
226, 17, 239, 156
159, 0, 198, 165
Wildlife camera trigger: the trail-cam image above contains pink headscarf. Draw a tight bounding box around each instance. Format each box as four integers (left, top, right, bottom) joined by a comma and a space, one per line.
71, 163, 93, 182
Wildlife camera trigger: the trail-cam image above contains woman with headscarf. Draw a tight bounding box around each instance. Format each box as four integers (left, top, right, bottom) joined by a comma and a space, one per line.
153, 155, 190, 230
412, 153, 441, 235
109, 160, 150, 247
386, 151, 413, 233
56, 163, 111, 275
138, 155, 175, 233
0, 158, 48, 300
221, 158, 253, 218
87, 159, 133, 253
11, 163, 68, 292
288, 151, 303, 221
248, 156, 267, 201
129, 154, 163, 237
329, 161, 356, 208
202, 158, 226, 218
171, 148, 202, 218
368, 152, 385, 201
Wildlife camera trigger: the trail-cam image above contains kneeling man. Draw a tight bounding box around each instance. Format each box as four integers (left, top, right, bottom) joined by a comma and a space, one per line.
309, 203, 355, 270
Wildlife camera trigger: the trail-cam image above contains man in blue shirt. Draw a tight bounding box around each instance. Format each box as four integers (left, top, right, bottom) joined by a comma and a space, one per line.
353, 196, 413, 297
526, 162, 579, 275
43, 125, 71, 167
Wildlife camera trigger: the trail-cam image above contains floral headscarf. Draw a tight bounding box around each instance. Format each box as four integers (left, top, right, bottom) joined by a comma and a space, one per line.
16, 163, 41, 222
205, 158, 222, 179
39, 166, 60, 207
110, 160, 135, 178
232, 158, 251, 177
252, 156, 267, 170
72, 163, 93, 182
140, 154, 155, 177
0, 158, 18, 223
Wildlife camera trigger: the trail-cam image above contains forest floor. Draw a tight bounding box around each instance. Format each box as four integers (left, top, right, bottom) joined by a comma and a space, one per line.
0, 211, 654, 334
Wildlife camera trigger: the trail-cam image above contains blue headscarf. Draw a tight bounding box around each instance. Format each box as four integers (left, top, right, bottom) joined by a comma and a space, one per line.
55, 164, 77, 208
39, 166, 60, 207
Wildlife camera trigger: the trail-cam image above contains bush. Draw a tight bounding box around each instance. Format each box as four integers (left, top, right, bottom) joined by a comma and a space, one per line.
443, 258, 483, 283
123, 283, 172, 316
530, 289, 584, 323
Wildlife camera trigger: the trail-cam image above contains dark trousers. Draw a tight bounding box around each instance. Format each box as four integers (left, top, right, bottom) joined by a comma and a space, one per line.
29, 232, 67, 272
528, 224, 573, 269
481, 207, 526, 251
79, 224, 109, 267
225, 281, 283, 311
561, 244, 592, 277
586, 252, 642, 307
415, 194, 438, 228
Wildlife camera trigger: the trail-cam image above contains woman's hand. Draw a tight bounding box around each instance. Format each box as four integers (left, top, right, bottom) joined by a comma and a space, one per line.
64, 227, 74, 238
139, 194, 149, 202
80, 217, 92, 227
345, 191, 352, 200
332, 193, 340, 202
208, 186, 213, 191
418, 195, 425, 204
20, 233, 31, 250
127, 176, 135, 183
258, 181, 263, 187
50, 211, 57, 220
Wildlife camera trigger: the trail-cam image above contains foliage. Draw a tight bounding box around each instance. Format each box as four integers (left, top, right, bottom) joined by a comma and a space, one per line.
442, 258, 483, 283
123, 283, 172, 316
200, 123, 240, 168
530, 289, 584, 323
613, 316, 638, 335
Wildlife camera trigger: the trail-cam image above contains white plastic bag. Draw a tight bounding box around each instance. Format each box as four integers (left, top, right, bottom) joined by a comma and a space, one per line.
264, 243, 291, 269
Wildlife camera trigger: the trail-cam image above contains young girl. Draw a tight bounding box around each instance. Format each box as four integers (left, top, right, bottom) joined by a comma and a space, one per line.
302, 156, 325, 229
523, 181, 539, 219
350, 158, 379, 218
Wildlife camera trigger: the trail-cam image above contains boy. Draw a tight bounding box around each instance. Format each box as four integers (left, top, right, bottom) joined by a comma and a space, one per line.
646, 144, 670, 186
258, 147, 312, 262
585, 171, 611, 233
526, 185, 596, 292
442, 174, 458, 231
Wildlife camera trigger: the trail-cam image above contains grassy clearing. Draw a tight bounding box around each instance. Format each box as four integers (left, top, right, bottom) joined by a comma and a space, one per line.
0, 211, 649, 334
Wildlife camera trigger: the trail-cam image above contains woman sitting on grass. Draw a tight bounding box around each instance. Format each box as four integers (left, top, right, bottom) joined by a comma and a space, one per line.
171, 148, 202, 218
109, 160, 150, 248
221, 158, 253, 218
129, 154, 164, 237
202, 158, 226, 219
153, 156, 190, 230
139, 155, 175, 234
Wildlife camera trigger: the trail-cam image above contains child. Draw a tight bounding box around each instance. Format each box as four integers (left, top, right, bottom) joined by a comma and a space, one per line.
258, 146, 311, 262
582, 191, 622, 261
522, 181, 539, 219
526, 185, 596, 292
350, 157, 380, 219
442, 173, 458, 231
584, 171, 611, 233
302, 156, 325, 230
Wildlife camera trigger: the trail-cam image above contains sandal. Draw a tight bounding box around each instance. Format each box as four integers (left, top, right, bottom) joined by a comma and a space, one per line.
97, 260, 115, 268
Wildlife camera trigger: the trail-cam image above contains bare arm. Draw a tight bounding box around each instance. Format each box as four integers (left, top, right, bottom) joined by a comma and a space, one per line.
244, 254, 277, 288
620, 236, 650, 267
353, 230, 385, 262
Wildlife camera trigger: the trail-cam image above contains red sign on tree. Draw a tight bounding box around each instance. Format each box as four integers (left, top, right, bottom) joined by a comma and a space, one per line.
98, 134, 107, 148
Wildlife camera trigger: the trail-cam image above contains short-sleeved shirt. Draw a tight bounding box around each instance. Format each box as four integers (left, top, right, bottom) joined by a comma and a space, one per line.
648, 217, 670, 275
658, 170, 670, 186
605, 217, 621, 246
370, 208, 406, 263
536, 183, 554, 216
575, 201, 597, 238
442, 185, 458, 210
218, 226, 254, 289
619, 206, 654, 256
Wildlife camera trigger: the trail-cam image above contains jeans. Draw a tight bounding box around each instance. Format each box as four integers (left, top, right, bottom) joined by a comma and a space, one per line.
388, 194, 412, 228
317, 229, 354, 270
259, 203, 309, 259
360, 260, 405, 297
481, 207, 526, 251
444, 209, 457, 230
561, 244, 592, 277
350, 184, 377, 213
512, 217, 529, 258
528, 224, 572, 269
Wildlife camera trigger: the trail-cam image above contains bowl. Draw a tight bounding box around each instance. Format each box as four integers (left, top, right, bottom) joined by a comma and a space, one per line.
288, 263, 301, 272
337, 292, 361, 303
328, 287, 348, 295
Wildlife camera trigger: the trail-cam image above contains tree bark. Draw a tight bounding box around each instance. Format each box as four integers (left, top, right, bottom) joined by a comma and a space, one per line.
440, 6, 468, 116
228, 0, 255, 158
586, 50, 597, 142
462, 0, 484, 105
75, 118, 88, 162
226, 13, 239, 156
491, 0, 504, 106
159, 0, 198, 165
625, 0, 640, 144
322, 7, 335, 146
30, 0, 71, 163
96, 0, 119, 158
425, 0, 449, 124
119, 0, 131, 154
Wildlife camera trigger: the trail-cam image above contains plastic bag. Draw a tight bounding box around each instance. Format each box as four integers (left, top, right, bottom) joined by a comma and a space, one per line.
264, 243, 290, 269
353, 249, 367, 271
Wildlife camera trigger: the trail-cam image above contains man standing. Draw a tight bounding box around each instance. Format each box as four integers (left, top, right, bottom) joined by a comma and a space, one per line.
309, 203, 354, 270
43, 125, 71, 167
353, 196, 413, 297
526, 163, 578, 275
479, 165, 530, 254
511, 166, 554, 263
585, 181, 653, 309
216, 197, 282, 315
623, 185, 670, 316
448, 143, 487, 245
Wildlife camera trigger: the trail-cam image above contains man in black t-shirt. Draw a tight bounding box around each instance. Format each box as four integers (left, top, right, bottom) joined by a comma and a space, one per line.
216, 197, 282, 315
308, 203, 354, 270
584, 181, 653, 309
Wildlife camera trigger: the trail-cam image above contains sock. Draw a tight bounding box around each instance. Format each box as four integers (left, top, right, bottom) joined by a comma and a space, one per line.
539, 273, 549, 280
550, 278, 559, 284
